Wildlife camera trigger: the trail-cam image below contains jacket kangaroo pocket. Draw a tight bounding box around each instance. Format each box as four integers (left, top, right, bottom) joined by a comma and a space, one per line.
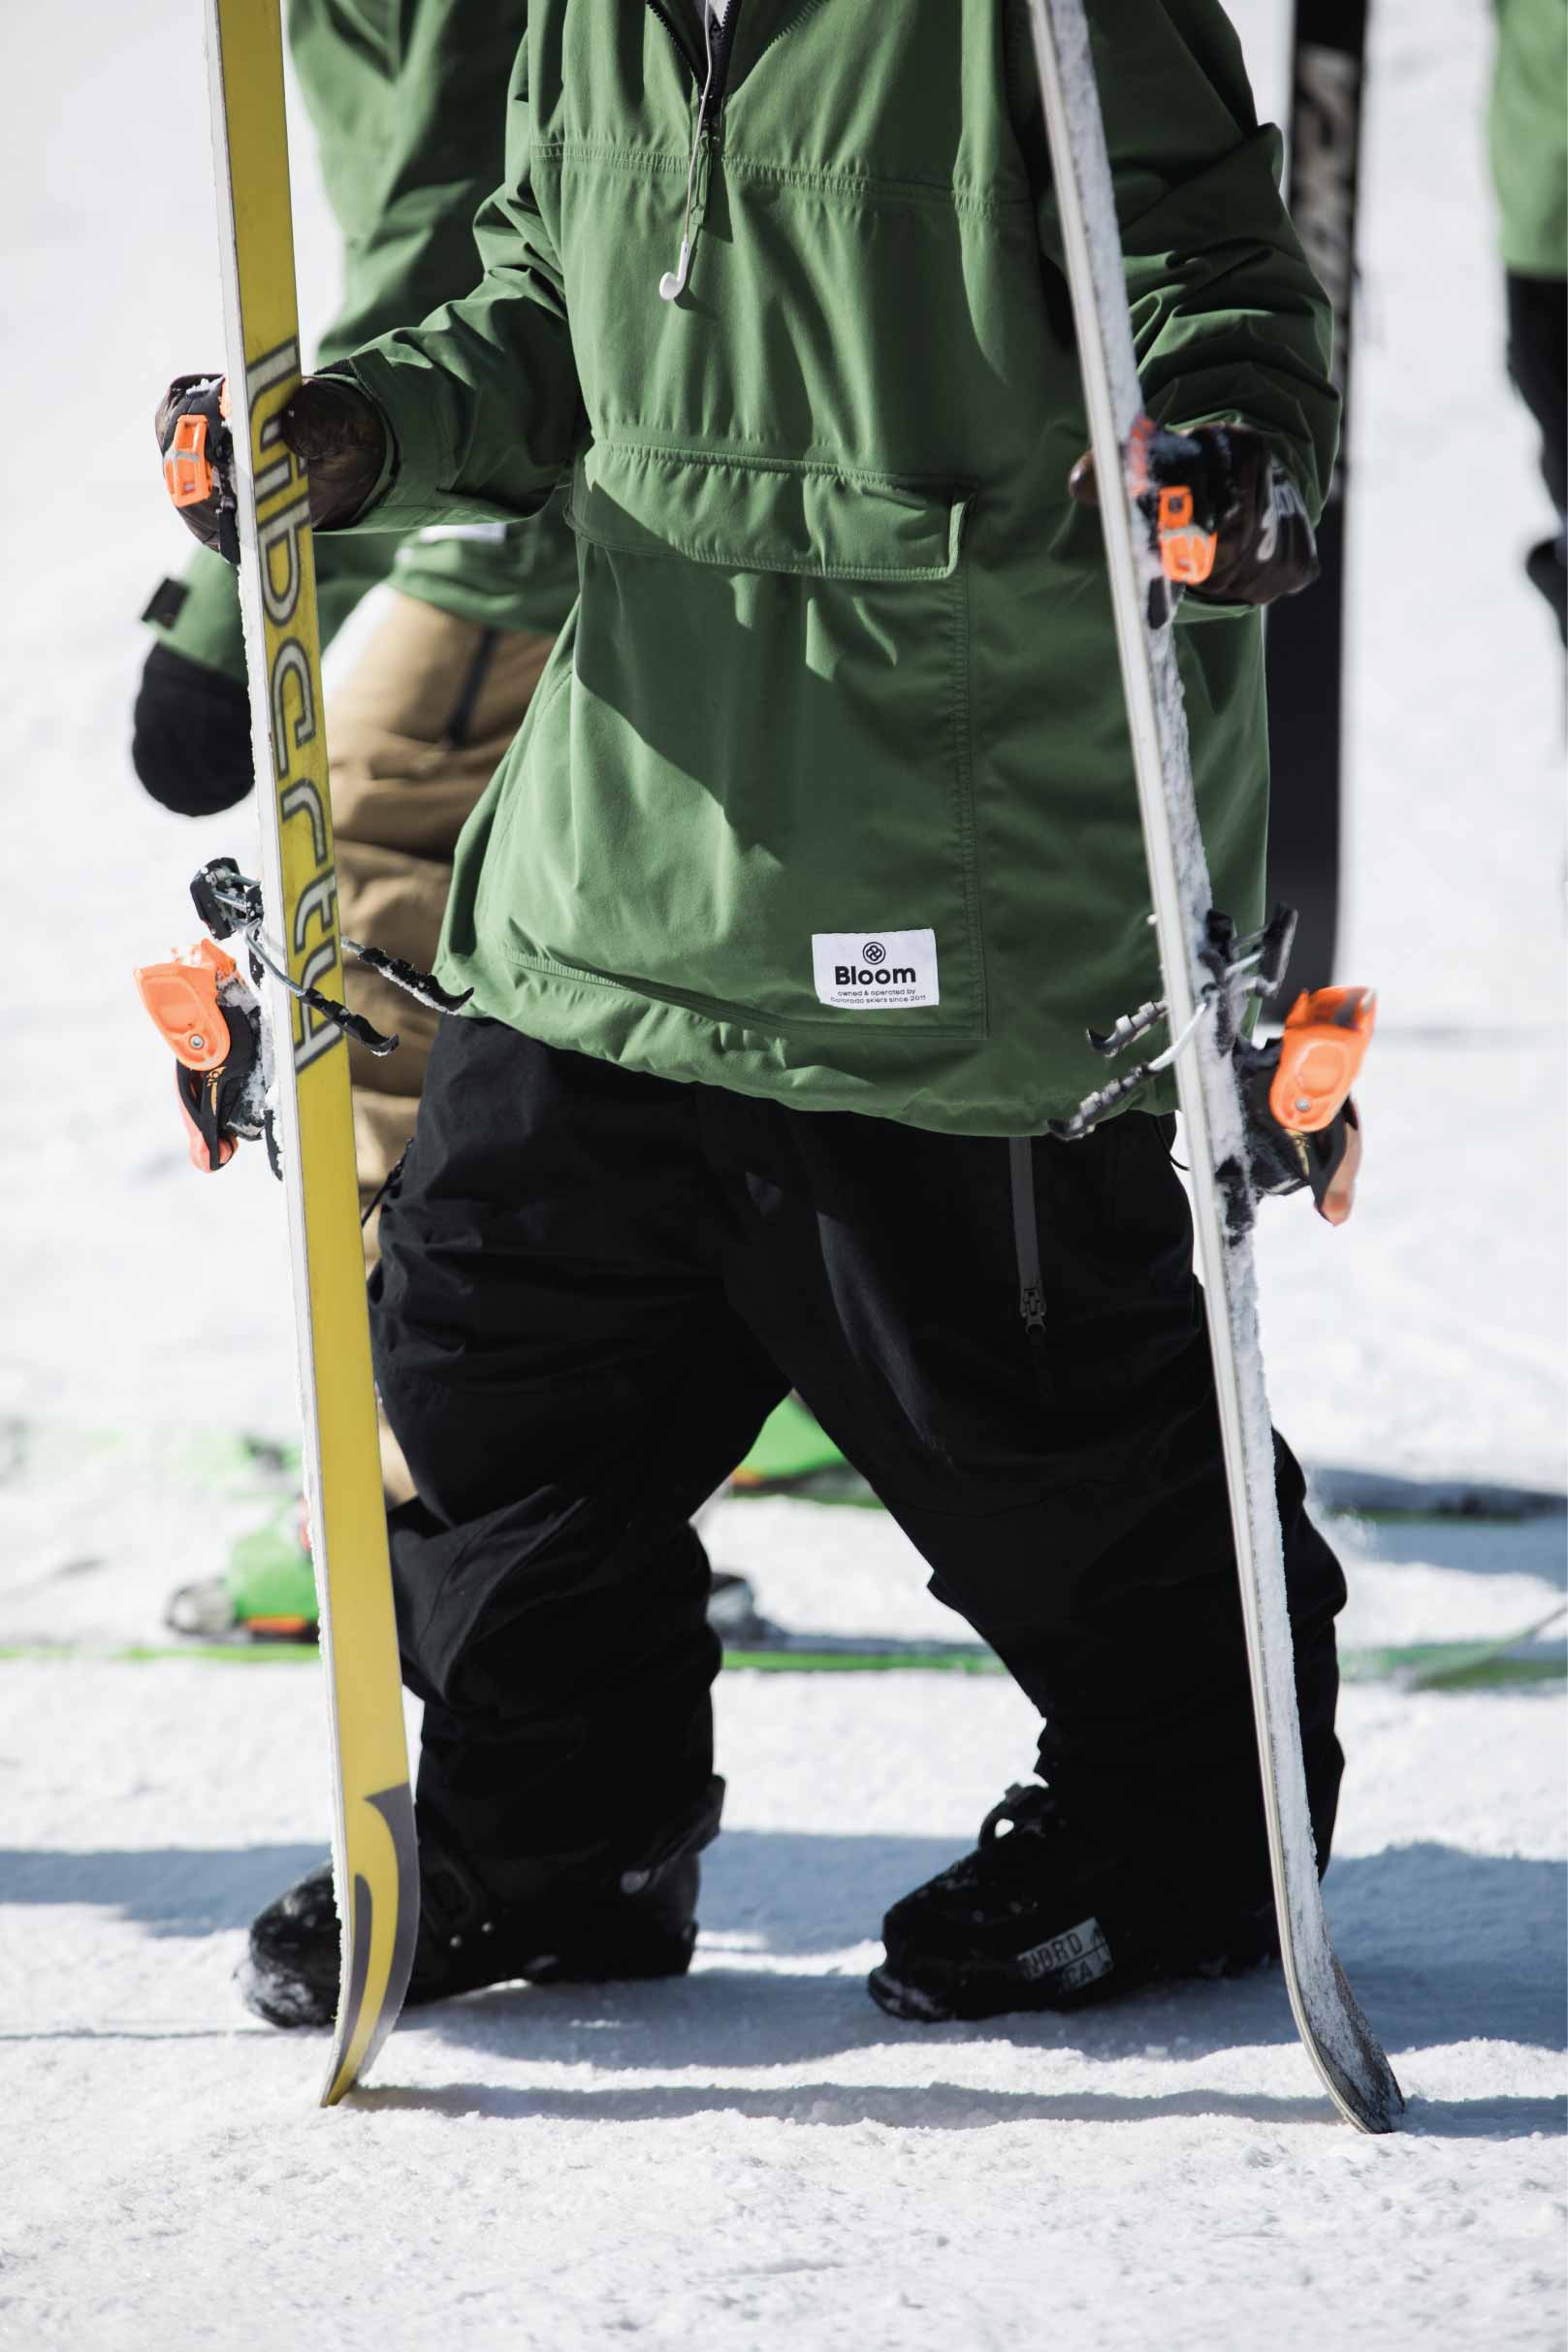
503, 444, 984, 1038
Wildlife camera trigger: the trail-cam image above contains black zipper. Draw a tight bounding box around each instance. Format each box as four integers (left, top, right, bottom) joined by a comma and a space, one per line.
1008, 1137, 1049, 1360
647, 2, 702, 84
646, 1, 743, 135
700, 1, 742, 140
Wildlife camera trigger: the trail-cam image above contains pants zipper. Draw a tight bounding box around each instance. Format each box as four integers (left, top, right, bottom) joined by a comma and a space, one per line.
1008, 1138, 1050, 1391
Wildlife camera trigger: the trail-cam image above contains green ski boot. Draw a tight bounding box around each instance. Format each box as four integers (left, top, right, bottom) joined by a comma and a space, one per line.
166, 1498, 320, 1642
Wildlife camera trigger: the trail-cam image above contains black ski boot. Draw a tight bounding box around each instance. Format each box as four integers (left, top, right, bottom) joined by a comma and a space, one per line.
868, 1782, 1278, 2024
240, 1777, 724, 2028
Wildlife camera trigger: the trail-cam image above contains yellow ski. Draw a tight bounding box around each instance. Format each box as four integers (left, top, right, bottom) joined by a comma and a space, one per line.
205, 0, 416, 2105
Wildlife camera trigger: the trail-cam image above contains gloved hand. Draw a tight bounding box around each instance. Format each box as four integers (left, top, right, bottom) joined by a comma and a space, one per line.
279, 371, 389, 528
131, 643, 254, 817
1068, 422, 1319, 607
154, 370, 387, 562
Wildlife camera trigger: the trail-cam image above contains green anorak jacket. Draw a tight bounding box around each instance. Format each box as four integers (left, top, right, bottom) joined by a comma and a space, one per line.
338, 0, 1338, 1135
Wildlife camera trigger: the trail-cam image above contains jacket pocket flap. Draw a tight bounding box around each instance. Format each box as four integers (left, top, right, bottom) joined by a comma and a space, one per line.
566, 444, 970, 581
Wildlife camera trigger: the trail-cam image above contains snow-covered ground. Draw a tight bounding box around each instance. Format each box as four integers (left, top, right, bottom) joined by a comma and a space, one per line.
1, 2, 1562, 2346
1, 1653, 1562, 2352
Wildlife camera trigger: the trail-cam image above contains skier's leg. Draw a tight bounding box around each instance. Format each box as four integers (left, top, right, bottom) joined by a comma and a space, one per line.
244, 1020, 786, 2024
707, 1094, 1345, 2006
372, 1016, 787, 1888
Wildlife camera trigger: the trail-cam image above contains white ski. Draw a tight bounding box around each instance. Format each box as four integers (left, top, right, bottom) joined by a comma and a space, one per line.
1024, 0, 1403, 2134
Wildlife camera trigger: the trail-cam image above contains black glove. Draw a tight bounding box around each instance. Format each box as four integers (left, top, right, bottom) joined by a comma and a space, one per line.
154, 369, 387, 562
1069, 422, 1320, 608
131, 643, 254, 817
278, 370, 389, 528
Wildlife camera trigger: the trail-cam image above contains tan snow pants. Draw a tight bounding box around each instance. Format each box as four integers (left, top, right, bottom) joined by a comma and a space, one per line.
331, 592, 559, 1499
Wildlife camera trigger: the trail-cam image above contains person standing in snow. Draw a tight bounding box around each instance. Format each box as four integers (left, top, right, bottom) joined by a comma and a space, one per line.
159, 0, 1358, 2029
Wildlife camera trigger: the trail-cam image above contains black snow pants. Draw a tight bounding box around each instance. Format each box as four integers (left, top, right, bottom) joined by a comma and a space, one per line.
369, 1015, 1346, 1914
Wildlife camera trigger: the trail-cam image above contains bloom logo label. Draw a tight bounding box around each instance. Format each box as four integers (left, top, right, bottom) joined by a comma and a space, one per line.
812, 929, 940, 1010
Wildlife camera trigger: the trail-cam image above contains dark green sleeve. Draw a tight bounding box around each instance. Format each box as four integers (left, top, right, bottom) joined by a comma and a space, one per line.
1014, 0, 1340, 523
291, 0, 532, 356
338, 35, 588, 535
150, 0, 534, 682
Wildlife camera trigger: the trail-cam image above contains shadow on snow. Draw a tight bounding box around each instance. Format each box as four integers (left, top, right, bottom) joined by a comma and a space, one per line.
350, 2076, 1565, 2142
0, 1832, 1560, 2136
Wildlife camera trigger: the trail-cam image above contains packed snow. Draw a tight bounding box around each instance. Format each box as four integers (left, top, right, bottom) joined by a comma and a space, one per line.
1, 1, 1562, 2347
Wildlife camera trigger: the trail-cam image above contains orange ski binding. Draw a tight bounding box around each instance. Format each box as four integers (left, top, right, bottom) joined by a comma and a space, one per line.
134, 932, 269, 1175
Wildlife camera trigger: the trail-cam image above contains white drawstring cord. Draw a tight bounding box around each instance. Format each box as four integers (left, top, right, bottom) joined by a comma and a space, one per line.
658, 5, 717, 301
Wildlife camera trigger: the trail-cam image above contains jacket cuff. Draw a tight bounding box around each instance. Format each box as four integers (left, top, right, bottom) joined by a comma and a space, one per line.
328, 352, 453, 534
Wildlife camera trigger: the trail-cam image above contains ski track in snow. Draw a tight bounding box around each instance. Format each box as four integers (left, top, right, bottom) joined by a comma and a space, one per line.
1, 0, 1563, 2344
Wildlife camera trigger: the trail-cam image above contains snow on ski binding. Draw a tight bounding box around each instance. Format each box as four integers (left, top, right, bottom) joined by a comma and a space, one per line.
135, 855, 472, 1179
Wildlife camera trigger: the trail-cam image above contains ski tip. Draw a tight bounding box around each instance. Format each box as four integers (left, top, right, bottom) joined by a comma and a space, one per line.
319, 1784, 419, 2108
1331, 2062, 1407, 2137
1318, 1960, 1407, 2134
